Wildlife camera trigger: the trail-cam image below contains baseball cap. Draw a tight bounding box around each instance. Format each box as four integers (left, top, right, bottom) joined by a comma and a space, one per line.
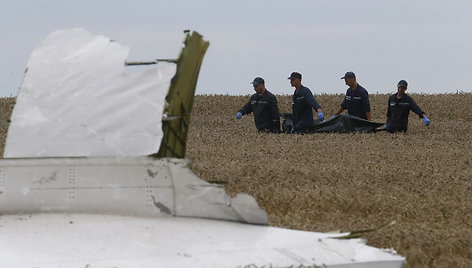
287, 72, 302, 80
341, 72, 356, 79
398, 80, 408, 87
250, 77, 265, 86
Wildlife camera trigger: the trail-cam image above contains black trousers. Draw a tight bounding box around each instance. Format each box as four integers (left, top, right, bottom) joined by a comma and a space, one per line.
387, 127, 407, 133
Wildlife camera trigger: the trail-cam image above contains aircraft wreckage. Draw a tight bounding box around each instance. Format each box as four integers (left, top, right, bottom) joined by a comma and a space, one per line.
0, 28, 405, 267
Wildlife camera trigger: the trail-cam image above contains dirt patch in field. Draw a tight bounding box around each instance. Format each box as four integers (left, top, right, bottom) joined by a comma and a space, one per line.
0, 93, 471, 267
186, 93, 472, 268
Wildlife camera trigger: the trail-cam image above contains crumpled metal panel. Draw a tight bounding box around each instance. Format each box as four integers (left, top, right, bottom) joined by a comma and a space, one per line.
0, 213, 406, 268
0, 157, 268, 225
4, 28, 176, 158
156, 31, 209, 158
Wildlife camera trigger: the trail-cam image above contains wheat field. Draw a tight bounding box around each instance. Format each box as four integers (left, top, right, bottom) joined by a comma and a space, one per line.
185, 93, 472, 268
1, 94, 471, 267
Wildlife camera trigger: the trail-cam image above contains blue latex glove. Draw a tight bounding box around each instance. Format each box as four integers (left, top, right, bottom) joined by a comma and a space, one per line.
317, 111, 325, 122
384, 123, 388, 129
424, 116, 430, 126
236, 112, 242, 119
290, 127, 294, 134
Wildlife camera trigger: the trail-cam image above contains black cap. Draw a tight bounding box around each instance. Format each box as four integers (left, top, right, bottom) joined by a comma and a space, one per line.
287, 72, 302, 80
341, 72, 356, 79
250, 77, 265, 86
398, 80, 408, 88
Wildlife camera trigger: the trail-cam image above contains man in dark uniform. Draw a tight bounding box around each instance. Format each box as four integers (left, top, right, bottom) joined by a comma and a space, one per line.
333, 72, 371, 120
288, 72, 325, 133
236, 77, 281, 133
385, 80, 430, 132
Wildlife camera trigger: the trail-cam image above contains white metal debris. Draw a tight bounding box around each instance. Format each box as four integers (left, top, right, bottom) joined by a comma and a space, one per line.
0, 213, 405, 268
4, 28, 175, 158
0, 157, 268, 225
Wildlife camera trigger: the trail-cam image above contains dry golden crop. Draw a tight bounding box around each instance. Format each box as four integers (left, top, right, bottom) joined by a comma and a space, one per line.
1, 93, 471, 267
186, 93, 472, 268
0, 97, 15, 156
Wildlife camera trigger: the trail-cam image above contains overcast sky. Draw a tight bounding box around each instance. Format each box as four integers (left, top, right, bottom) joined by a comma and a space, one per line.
1, 0, 472, 97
